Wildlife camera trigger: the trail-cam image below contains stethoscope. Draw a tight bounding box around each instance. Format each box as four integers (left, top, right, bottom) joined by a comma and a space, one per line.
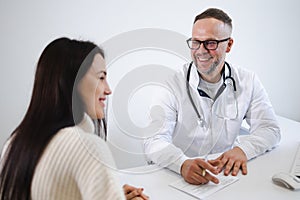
186, 61, 237, 127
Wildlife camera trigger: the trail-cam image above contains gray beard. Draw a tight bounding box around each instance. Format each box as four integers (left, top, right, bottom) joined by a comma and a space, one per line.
194, 59, 220, 76
204, 61, 218, 75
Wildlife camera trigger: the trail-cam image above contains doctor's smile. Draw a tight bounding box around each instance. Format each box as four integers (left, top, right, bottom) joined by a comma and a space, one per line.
196, 55, 212, 62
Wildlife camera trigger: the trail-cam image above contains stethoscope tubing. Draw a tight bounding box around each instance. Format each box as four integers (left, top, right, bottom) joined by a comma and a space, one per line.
186, 61, 236, 126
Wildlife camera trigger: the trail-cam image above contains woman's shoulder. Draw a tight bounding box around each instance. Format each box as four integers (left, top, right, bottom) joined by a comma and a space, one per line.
62, 125, 116, 166
32, 125, 124, 200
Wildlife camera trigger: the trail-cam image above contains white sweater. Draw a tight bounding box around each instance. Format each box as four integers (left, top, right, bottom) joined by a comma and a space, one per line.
5, 114, 125, 200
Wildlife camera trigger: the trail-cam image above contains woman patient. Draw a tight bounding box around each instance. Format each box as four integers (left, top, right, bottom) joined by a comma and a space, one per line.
0, 37, 148, 200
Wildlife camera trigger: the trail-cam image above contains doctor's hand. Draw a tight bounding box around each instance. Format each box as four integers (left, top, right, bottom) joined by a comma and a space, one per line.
123, 184, 149, 200
180, 158, 219, 185
209, 147, 248, 176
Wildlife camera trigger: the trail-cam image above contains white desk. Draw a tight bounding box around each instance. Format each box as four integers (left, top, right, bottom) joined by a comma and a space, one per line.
118, 116, 300, 200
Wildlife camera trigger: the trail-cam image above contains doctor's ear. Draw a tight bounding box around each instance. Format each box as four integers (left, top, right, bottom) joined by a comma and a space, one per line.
226, 38, 234, 53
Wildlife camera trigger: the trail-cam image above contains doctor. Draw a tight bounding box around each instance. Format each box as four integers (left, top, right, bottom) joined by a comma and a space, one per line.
144, 8, 281, 185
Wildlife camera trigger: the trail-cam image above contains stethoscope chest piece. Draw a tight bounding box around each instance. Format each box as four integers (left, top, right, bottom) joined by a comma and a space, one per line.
197, 118, 205, 127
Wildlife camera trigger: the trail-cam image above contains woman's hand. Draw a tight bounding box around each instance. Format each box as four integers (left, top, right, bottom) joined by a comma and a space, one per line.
123, 184, 149, 200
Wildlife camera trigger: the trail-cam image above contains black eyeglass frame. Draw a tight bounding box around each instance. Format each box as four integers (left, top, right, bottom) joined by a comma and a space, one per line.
186, 37, 230, 50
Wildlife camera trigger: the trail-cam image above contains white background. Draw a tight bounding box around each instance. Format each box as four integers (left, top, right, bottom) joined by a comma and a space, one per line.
1, 0, 300, 168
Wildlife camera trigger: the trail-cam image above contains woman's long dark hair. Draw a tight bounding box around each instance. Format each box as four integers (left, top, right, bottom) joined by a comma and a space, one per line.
0, 37, 104, 200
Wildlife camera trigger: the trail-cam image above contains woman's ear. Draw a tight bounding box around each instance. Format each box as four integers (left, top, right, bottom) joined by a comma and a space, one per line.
226, 38, 234, 53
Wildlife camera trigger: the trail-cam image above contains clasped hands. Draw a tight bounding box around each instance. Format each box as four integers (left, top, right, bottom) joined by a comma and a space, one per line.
180, 147, 248, 185
123, 184, 149, 200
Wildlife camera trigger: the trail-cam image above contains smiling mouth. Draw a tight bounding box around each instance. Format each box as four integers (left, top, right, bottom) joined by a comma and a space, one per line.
197, 56, 211, 62
99, 98, 106, 107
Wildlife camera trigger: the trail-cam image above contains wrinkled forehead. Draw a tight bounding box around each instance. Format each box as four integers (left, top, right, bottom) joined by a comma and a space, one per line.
192, 18, 232, 39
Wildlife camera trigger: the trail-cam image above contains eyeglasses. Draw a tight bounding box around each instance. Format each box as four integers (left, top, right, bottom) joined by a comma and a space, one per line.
186, 37, 230, 50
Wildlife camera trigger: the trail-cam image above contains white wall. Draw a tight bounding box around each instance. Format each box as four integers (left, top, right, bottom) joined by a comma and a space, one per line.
1, 0, 300, 168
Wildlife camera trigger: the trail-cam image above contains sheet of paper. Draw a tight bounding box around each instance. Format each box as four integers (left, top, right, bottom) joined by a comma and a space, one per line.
169, 174, 239, 199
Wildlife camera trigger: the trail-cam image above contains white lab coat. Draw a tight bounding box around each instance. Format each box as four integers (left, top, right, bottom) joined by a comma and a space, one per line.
144, 62, 281, 174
